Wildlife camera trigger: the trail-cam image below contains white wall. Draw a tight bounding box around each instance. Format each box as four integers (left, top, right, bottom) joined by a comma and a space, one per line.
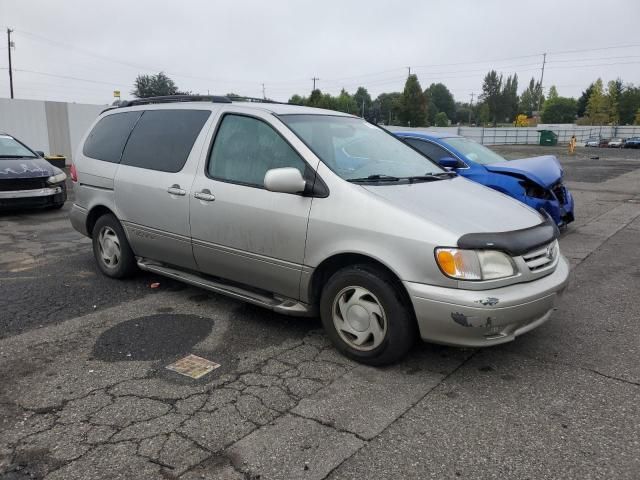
68, 103, 104, 158
0, 98, 105, 163
0, 98, 50, 153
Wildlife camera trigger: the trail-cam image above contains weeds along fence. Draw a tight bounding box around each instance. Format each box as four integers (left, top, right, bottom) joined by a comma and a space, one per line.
386, 125, 640, 146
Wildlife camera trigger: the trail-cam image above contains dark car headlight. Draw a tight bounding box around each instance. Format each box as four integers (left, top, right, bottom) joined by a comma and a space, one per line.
47, 172, 67, 185
519, 180, 551, 199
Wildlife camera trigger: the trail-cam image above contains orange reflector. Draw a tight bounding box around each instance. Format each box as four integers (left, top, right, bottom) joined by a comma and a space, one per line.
436, 250, 456, 276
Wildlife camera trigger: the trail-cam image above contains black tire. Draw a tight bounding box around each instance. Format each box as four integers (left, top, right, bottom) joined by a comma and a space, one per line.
320, 264, 416, 366
92, 213, 138, 279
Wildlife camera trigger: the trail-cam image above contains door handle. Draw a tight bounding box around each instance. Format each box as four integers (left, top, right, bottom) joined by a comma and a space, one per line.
194, 189, 215, 202
167, 184, 186, 196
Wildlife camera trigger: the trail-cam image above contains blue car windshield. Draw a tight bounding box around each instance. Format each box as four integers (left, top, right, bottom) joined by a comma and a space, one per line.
0, 135, 36, 158
280, 115, 442, 180
444, 137, 507, 165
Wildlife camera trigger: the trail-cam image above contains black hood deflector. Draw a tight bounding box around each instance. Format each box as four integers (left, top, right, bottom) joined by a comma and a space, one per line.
457, 215, 559, 256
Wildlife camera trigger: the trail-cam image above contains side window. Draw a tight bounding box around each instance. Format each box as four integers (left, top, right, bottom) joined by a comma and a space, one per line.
121, 109, 210, 173
83, 111, 141, 163
404, 138, 448, 161
208, 114, 307, 187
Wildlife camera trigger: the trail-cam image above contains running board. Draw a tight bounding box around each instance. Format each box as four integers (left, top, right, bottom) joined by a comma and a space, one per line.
136, 259, 315, 317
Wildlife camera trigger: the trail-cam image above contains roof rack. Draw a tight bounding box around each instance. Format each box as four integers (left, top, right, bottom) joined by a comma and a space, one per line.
122, 95, 232, 107
226, 95, 286, 105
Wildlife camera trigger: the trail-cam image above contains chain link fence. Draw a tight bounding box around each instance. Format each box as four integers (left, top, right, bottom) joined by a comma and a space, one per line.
386, 125, 640, 146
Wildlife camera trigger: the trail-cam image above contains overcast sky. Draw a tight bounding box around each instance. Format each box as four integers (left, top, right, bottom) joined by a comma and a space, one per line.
1, 0, 639, 105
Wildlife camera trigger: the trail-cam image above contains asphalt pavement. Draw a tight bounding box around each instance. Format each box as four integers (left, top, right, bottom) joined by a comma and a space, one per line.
1, 145, 639, 479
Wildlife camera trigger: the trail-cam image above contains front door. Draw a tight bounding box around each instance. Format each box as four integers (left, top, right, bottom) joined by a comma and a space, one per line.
115, 108, 212, 269
190, 110, 314, 299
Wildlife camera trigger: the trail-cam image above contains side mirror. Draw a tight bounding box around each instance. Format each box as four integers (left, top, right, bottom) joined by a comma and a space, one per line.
35, 150, 46, 157
264, 167, 307, 194
438, 157, 459, 169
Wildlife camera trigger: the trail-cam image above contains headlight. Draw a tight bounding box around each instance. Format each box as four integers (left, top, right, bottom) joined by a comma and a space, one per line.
435, 248, 516, 281
47, 172, 67, 184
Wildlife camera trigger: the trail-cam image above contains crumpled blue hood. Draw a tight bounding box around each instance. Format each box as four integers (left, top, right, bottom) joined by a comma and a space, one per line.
484, 155, 563, 188
0, 158, 56, 179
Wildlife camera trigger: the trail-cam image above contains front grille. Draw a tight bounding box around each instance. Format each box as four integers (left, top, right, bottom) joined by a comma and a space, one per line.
0, 177, 48, 192
523, 242, 556, 271
552, 183, 567, 204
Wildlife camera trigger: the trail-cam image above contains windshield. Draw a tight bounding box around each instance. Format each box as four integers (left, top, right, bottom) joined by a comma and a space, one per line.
443, 137, 507, 165
0, 135, 37, 158
279, 115, 443, 180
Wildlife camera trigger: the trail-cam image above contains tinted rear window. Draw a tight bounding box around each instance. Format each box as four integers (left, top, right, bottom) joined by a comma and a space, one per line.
121, 109, 210, 172
83, 112, 142, 163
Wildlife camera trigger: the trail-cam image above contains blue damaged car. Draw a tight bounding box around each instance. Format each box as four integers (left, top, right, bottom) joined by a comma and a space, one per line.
394, 131, 574, 227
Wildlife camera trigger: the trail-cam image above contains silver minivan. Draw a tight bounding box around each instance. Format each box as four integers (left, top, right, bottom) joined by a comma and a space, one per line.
70, 96, 569, 365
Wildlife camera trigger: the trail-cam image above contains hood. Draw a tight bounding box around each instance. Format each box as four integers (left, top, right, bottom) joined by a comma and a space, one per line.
362, 177, 544, 236
0, 157, 57, 179
484, 155, 562, 188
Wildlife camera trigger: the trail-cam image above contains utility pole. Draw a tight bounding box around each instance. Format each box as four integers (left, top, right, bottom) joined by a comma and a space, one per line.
361, 98, 365, 119
311, 77, 319, 91
406, 66, 411, 77
261, 83, 266, 100
536, 53, 547, 115
7, 28, 14, 99
469, 92, 475, 125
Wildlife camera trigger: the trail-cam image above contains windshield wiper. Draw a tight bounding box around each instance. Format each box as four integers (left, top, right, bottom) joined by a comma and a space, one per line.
0, 155, 36, 159
403, 171, 457, 183
348, 174, 401, 183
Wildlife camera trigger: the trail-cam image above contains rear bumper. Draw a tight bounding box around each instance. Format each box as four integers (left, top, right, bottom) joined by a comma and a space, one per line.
0, 185, 66, 210
405, 255, 570, 347
69, 203, 89, 236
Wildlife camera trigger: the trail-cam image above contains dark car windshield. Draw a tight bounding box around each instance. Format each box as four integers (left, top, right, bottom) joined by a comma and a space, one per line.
0, 135, 37, 159
443, 137, 507, 165
279, 115, 443, 181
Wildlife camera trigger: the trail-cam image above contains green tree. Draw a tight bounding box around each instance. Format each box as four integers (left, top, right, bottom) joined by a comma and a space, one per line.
519, 77, 544, 117
353, 87, 372, 119
335, 89, 358, 114
635, 108, 640, 125
618, 85, 640, 125
424, 83, 455, 125
434, 111, 449, 127
307, 89, 323, 107
288, 94, 305, 105
547, 85, 559, 101
576, 83, 594, 118
376, 92, 403, 125
400, 74, 426, 127
132, 72, 179, 98
586, 78, 609, 125
606, 79, 623, 124
480, 70, 503, 126
502, 74, 519, 122
541, 96, 577, 123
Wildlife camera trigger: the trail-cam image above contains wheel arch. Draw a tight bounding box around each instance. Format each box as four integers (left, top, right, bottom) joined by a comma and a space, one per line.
306, 252, 414, 314
86, 205, 116, 238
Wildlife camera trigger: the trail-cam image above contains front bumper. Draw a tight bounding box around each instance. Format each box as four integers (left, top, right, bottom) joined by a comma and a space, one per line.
0, 185, 66, 210
405, 255, 570, 347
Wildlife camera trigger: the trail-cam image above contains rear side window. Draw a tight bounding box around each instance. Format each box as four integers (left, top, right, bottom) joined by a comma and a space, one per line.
83, 112, 141, 163
121, 110, 210, 172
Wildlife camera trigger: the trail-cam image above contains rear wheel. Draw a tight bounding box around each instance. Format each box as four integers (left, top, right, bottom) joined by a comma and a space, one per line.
92, 213, 137, 278
320, 264, 416, 365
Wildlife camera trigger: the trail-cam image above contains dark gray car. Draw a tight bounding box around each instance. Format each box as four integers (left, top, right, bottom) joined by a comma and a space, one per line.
0, 133, 67, 210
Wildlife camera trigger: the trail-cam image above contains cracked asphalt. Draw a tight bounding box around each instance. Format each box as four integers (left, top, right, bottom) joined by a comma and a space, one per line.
1, 145, 639, 479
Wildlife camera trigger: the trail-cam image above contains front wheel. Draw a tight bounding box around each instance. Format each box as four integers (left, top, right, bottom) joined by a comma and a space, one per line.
92, 213, 138, 279
320, 264, 416, 365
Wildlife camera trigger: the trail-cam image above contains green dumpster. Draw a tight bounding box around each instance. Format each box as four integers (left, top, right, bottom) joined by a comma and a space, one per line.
539, 130, 558, 146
